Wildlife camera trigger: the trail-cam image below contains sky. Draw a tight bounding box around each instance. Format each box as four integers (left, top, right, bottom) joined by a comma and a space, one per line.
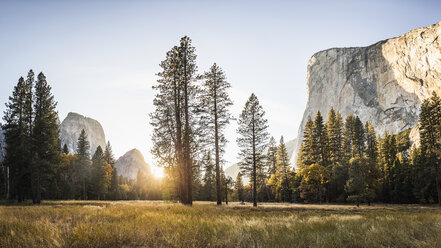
0, 0, 440, 168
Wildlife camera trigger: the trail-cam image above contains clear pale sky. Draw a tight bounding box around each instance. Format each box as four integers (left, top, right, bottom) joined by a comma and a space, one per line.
0, 0, 440, 167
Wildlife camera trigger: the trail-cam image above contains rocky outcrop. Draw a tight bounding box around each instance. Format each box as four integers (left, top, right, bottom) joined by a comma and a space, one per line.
115, 149, 151, 180
60, 112, 106, 156
294, 21, 441, 166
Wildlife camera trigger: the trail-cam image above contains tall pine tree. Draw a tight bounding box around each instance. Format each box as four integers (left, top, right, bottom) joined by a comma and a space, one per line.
150, 36, 199, 205
75, 129, 91, 200
200, 63, 233, 205
237, 93, 269, 207
32, 72, 60, 203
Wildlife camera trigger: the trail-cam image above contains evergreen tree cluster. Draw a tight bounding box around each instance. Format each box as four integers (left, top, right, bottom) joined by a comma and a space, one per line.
150, 36, 247, 206
2, 70, 59, 203
291, 102, 441, 205
0, 71, 162, 202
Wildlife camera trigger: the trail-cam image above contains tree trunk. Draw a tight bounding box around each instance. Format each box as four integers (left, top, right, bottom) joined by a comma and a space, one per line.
225, 186, 228, 205
6, 166, 9, 200
252, 114, 257, 207
214, 84, 222, 206
174, 77, 186, 204
436, 174, 441, 206
83, 179, 86, 200
36, 167, 41, 204
183, 48, 192, 206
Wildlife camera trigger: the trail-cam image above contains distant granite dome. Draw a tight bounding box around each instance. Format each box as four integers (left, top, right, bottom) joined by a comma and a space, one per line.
115, 149, 151, 180
60, 112, 106, 156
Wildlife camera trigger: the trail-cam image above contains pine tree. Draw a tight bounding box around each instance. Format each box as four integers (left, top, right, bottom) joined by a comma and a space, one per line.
91, 146, 112, 200
345, 157, 376, 206
312, 111, 328, 166
365, 122, 377, 164
201, 152, 216, 201
237, 93, 269, 207
3, 77, 28, 201
150, 36, 199, 205
419, 92, 441, 205
75, 129, 91, 200
103, 141, 116, 195
32, 72, 60, 203
62, 144, 69, 154
221, 172, 233, 205
275, 136, 291, 202
297, 118, 314, 169
266, 137, 277, 175
200, 63, 233, 205
24, 70, 34, 202
103, 142, 116, 166
326, 108, 344, 201
343, 114, 365, 159
326, 108, 343, 165
299, 163, 329, 203
235, 172, 244, 202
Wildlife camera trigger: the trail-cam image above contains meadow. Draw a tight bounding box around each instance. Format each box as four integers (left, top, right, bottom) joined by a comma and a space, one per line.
1, 201, 441, 248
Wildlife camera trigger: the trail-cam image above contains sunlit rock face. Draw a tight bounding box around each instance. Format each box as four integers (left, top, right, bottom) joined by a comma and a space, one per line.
115, 149, 151, 180
60, 112, 106, 156
0, 129, 5, 162
293, 21, 441, 166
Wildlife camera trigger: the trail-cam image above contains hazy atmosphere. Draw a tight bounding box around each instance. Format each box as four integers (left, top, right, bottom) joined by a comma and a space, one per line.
1, 0, 439, 165
3, 1, 441, 247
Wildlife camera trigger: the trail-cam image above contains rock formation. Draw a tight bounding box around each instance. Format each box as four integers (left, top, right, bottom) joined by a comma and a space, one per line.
293, 21, 441, 166
60, 112, 106, 155
115, 149, 151, 180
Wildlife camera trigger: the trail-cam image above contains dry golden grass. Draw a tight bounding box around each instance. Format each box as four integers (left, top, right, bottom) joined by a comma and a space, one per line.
1, 201, 441, 247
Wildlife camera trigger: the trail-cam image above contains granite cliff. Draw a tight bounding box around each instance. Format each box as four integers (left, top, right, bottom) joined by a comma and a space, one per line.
293, 21, 441, 165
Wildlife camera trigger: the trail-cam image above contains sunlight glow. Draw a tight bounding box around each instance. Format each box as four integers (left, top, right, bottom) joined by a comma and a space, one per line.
151, 165, 164, 178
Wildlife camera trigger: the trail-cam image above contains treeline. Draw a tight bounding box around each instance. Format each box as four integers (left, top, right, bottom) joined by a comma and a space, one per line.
59, 131, 163, 201
286, 93, 441, 205
230, 93, 441, 206
0, 70, 163, 203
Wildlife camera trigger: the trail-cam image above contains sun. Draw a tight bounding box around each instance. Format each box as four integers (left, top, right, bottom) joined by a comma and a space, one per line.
151, 165, 164, 178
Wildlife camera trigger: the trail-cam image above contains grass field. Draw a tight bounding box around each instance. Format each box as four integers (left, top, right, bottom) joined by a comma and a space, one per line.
1, 201, 441, 247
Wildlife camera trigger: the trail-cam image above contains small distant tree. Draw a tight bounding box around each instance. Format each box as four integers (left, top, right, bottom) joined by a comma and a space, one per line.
103, 141, 116, 195
266, 137, 277, 175
237, 93, 269, 207
297, 118, 314, 169
235, 172, 244, 202
201, 152, 216, 201
75, 129, 91, 200
312, 111, 328, 166
62, 144, 69, 154
275, 136, 291, 202
222, 173, 233, 205
91, 146, 112, 200
136, 169, 147, 199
